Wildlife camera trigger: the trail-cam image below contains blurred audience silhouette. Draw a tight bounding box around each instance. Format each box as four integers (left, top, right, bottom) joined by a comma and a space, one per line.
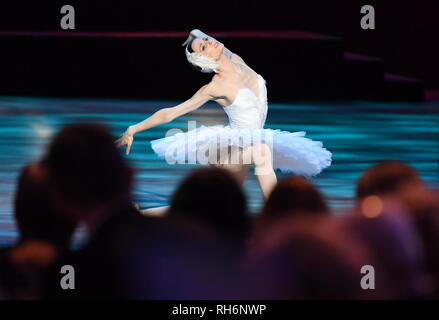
0, 164, 77, 299
252, 176, 329, 238
1, 124, 438, 300
169, 167, 250, 252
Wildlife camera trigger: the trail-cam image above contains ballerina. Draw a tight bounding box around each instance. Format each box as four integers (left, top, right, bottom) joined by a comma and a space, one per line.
116, 29, 332, 199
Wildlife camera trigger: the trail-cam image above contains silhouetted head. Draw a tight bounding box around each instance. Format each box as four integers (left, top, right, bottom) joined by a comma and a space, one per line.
42, 123, 133, 222
14, 164, 77, 249
258, 176, 328, 225
339, 197, 426, 298
398, 187, 439, 297
356, 160, 422, 199
355, 161, 437, 297
169, 167, 249, 245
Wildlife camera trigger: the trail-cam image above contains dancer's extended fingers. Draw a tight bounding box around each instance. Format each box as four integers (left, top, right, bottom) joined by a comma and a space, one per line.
182, 34, 194, 46
115, 136, 125, 148
126, 140, 132, 155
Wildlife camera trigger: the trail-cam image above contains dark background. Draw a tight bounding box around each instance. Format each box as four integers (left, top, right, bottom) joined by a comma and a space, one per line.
0, 0, 438, 90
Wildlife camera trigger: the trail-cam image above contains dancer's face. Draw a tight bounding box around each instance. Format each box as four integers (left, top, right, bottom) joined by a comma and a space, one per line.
191, 37, 224, 60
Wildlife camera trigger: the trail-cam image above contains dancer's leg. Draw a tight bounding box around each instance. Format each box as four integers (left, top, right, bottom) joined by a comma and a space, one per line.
210, 146, 251, 186
218, 163, 251, 186
243, 143, 277, 199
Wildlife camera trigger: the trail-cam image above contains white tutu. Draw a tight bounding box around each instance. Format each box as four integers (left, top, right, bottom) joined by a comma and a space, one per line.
150, 124, 332, 177
150, 73, 332, 177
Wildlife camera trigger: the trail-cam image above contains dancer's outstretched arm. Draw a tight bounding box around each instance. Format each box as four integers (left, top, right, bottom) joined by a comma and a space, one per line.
116, 84, 214, 155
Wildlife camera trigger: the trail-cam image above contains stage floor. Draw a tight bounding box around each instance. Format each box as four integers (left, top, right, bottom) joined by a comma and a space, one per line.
1, 96, 438, 246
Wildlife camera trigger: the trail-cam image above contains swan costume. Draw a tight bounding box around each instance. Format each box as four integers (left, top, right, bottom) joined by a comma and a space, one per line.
150, 74, 332, 176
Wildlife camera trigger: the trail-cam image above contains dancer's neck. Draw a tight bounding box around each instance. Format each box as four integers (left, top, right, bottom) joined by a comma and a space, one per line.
215, 52, 240, 77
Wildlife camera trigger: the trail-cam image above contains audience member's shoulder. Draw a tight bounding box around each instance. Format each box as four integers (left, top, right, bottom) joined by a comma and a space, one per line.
99, 203, 157, 235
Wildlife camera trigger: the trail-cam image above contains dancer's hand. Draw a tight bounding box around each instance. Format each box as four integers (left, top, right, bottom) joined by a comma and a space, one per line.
182, 29, 202, 46
115, 126, 135, 155
182, 33, 195, 47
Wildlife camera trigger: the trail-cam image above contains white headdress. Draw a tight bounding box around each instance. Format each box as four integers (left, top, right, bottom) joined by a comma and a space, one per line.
185, 45, 218, 73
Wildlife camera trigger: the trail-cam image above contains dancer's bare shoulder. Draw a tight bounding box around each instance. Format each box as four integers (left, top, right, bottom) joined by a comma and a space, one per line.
207, 69, 259, 107
205, 75, 240, 104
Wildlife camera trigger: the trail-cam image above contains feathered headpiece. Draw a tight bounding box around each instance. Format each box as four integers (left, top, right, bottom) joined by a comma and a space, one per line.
185, 45, 218, 73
